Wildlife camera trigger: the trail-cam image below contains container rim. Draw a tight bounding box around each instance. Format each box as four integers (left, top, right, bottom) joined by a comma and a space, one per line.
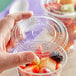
12, 16, 68, 50
41, 0, 76, 18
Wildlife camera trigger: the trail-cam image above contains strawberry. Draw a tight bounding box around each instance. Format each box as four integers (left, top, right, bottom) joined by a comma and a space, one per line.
20, 65, 26, 69
44, 3, 61, 10
35, 46, 43, 54
56, 63, 62, 70
50, 3, 61, 10
59, 18, 72, 26
44, 4, 49, 8
24, 65, 39, 73
35, 46, 43, 59
74, 3, 76, 10
40, 67, 51, 73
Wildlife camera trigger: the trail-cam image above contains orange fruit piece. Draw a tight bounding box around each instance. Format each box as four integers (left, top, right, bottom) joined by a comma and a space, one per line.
24, 65, 39, 73
60, 0, 74, 5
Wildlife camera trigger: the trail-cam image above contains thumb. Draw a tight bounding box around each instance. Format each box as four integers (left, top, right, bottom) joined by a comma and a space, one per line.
0, 51, 35, 72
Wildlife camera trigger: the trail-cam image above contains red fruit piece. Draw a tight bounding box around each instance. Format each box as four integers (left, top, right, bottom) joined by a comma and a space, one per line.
44, 3, 61, 10
56, 63, 62, 70
74, 3, 76, 8
44, 4, 49, 8
24, 65, 39, 73
40, 67, 51, 73
42, 52, 50, 57
35, 46, 43, 59
20, 65, 26, 69
59, 18, 72, 26
35, 45, 43, 54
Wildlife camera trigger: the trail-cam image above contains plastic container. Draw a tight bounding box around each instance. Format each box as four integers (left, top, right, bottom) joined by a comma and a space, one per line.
17, 41, 67, 76
11, 16, 68, 76
11, 16, 68, 52
41, 0, 76, 52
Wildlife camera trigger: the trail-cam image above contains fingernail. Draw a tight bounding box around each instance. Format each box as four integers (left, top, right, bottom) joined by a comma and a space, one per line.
29, 11, 33, 15
24, 11, 33, 16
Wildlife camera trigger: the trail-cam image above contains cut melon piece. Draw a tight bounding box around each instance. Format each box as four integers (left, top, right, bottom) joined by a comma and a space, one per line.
39, 57, 56, 71
33, 56, 40, 65
61, 4, 74, 13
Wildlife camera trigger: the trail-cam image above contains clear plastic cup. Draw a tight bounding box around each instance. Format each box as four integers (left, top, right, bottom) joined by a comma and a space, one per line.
11, 16, 68, 52
11, 16, 68, 76
16, 41, 67, 76
41, 0, 76, 52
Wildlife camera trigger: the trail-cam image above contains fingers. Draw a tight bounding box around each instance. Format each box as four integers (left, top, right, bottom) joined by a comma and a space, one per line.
0, 12, 33, 51
0, 17, 14, 51
8, 52, 35, 66
0, 51, 35, 72
0, 16, 14, 31
6, 12, 32, 51
6, 24, 24, 52
7, 11, 33, 22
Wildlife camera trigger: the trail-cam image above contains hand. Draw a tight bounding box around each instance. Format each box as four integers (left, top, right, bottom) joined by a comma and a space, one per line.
0, 12, 36, 73
0, 12, 33, 51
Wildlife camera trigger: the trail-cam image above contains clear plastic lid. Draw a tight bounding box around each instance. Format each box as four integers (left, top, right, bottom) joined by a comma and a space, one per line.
11, 16, 68, 52
41, 0, 76, 18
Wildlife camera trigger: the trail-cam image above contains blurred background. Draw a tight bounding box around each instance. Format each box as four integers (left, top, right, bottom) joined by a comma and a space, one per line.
0, 0, 12, 12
